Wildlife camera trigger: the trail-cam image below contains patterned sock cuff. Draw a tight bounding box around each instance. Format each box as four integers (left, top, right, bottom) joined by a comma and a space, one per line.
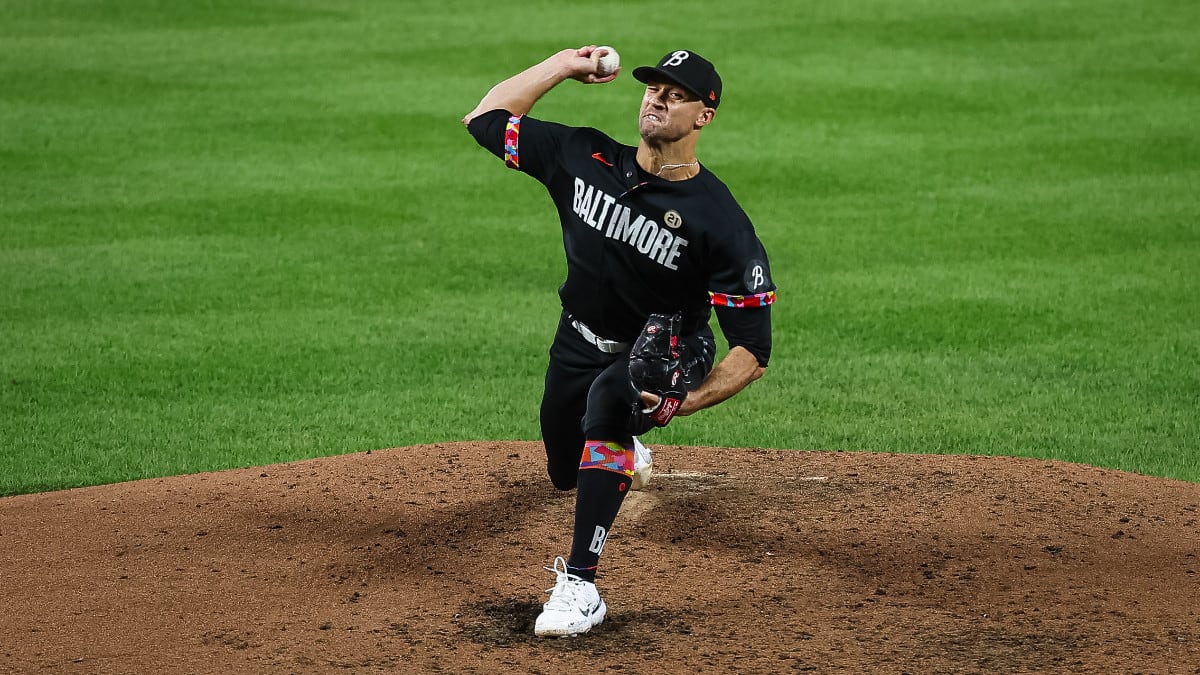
579, 440, 635, 477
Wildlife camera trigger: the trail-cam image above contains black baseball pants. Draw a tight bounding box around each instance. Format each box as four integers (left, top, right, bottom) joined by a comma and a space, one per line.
539, 310, 715, 490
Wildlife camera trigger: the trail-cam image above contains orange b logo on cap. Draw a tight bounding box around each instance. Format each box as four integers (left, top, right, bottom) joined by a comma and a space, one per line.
708, 91, 717, 101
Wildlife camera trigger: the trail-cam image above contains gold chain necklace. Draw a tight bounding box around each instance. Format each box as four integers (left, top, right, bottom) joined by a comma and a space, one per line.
655, 161, 699, 176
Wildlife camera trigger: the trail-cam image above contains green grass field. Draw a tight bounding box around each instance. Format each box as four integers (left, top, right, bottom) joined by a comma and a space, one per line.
2, 0, 1197, 494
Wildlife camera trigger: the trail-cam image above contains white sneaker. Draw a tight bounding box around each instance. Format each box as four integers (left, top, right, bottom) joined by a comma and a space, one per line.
631, 437, 653, 491
533, 556, 607, 637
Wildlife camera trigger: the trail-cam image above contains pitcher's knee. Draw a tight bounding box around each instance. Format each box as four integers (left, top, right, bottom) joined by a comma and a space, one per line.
547, 465, 578, 491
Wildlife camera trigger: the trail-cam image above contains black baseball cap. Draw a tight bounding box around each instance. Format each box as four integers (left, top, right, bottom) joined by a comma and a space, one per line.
632, 50, 722, 108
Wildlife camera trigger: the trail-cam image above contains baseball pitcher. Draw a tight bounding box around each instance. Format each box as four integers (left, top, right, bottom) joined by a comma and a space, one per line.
463, 46, 776, 636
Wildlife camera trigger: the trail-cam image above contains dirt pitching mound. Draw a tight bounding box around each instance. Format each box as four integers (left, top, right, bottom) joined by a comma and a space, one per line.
1, 442, 1197, 673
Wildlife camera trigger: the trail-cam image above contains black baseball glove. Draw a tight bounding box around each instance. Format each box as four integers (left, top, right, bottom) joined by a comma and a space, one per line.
629, 312, 687, 429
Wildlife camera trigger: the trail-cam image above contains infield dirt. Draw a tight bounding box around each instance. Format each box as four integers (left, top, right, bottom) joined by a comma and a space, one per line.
2, 442, 1198, 673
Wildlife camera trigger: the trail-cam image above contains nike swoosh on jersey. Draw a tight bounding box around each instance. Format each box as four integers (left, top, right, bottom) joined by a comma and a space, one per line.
591, 152, 614, 166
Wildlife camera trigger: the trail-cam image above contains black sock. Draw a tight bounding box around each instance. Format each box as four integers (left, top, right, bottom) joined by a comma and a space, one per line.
566, 563, 598, 582
566, 467, 632, 582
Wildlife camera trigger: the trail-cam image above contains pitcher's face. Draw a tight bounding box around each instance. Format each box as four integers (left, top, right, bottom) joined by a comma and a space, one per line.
638, 81, 713, 143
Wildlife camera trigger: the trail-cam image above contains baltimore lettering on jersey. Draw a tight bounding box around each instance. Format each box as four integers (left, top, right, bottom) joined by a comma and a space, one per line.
571, 178, 688, 271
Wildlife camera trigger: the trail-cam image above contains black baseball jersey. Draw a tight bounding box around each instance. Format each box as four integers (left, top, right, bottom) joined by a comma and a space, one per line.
468, 109, 775, 365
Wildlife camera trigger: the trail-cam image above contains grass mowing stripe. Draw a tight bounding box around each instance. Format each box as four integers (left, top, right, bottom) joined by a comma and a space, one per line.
2, 0, 1198, 493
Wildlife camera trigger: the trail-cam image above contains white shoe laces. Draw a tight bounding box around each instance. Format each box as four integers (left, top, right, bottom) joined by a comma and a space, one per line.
543, 556, 590, 610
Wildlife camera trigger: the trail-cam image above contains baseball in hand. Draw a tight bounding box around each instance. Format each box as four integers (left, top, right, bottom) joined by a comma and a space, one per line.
593, 46, 620, 77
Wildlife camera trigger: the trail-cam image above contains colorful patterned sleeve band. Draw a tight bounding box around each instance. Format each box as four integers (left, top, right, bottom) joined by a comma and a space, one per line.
708, 290, 777, 308
503, 115, 522, 169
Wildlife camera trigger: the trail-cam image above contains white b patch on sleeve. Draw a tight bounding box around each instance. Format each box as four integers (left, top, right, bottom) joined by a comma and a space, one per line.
744, 259, 770, 291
